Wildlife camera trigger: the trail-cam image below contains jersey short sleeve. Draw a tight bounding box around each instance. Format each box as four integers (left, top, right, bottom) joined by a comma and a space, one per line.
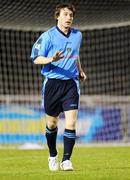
30, 32, 51, 61
78, 31, 82, 53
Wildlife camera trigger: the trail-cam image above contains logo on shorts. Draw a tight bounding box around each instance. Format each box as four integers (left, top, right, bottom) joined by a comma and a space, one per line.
70, 104, 77, 107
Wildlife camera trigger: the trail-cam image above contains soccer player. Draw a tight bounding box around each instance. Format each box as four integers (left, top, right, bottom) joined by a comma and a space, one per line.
31, 3, 87, 171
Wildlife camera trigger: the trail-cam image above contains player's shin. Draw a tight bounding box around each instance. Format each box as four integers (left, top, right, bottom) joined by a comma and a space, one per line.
45, 126, 58, 157
62, 129, 76, 162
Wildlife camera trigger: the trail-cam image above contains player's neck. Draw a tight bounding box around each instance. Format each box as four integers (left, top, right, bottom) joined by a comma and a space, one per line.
57, 23, 70, 35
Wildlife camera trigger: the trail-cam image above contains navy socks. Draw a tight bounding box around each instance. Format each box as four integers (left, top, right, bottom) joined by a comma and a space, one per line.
45, 127, 76, 160
62, 129, 76, 162
45, 126, 58, 157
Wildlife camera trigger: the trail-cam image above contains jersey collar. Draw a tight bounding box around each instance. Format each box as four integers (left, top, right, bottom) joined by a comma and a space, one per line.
56, 26, 71, 38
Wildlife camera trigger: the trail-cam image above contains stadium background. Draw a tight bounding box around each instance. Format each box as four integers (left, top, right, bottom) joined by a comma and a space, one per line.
0, 0, 130, 147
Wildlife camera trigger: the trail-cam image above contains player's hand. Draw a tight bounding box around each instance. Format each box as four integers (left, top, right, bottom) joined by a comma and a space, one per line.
79, 70, 87, 82
52, 51, 64, 62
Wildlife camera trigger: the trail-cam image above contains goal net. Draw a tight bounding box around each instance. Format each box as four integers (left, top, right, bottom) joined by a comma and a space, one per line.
0, 0, 130, 146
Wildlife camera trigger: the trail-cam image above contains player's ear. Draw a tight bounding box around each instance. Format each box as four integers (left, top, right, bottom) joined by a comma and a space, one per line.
56, 12, 60, 20
57, 16, 59, 21
54, 9, 60, 21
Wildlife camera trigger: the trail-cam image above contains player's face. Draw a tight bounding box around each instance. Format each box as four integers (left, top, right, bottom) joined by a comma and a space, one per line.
57, 8, 74, 28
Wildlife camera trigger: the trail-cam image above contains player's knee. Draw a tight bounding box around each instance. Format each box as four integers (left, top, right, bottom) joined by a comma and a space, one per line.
47, 123, 57, 129
46, 117, 58, 129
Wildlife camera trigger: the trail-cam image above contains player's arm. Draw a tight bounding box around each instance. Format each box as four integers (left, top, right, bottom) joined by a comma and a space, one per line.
77, 57, 87, 81
34, 51, 64, 65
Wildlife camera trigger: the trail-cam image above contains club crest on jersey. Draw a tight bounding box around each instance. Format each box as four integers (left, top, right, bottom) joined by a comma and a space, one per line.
67, 47, 71, 53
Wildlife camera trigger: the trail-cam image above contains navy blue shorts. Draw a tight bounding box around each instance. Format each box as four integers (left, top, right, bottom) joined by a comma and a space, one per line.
44, 79, 79, 117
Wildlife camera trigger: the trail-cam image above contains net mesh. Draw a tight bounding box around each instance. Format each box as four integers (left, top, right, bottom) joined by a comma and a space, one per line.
1, 0, 130, 31
0, 0, 130, 146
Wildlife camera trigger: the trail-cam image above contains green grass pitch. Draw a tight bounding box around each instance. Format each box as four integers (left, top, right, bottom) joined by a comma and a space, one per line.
0, 146, 130, 180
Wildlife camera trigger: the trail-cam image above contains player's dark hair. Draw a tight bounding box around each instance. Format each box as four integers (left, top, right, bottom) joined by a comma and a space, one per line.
54, 3, 76, 20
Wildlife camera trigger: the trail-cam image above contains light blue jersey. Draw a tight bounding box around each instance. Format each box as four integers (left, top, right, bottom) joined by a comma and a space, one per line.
31, 26, 82, 80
